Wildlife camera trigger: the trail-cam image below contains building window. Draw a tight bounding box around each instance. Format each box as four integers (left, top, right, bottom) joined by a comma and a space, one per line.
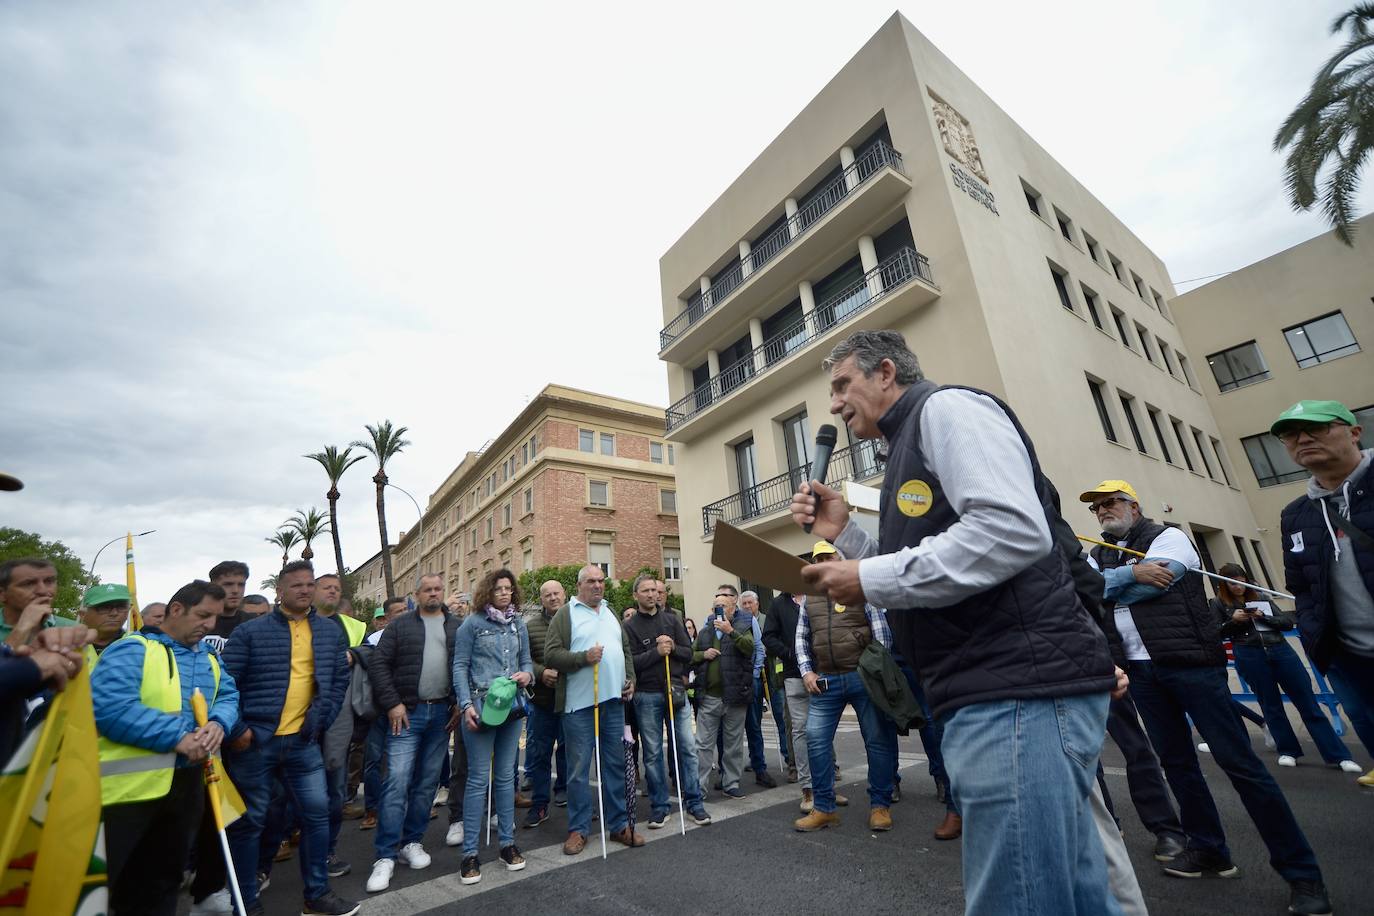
1087, 377, 1117, 442
1170, 417, 1196, 472
470, 529, 478, 551
1082, 231, 1101, 264
1250, 539, 1274, 588
522, 546, 533, 572
524, 487, 533, 515
1135, 324, 1156, 364
660, 490, 677, 514
1283, 311, 1360, 368
668, 444, 675, 465
1054, 208, 1075, 243
1147, 406, 1173, 464
1210, 437, 1233, 485
1158, 341, 1179, 378
650, 441, 664, 463
662, 547, 682, 580
1118, 393, 1148, 453
1151, 289, 1168, 319
1205, 341, 1270, 392
1049, 262, 1074, 312
529, 434, 538, 459
1108, 253, 1126, 283
588, 539, 613, 578
1022, 179, 1044, 218
1241, 433, 1307, 487
1191, 428, 1216, 479
1131, 272, 1148, 301
578, 428, 594, 452
485, 516, 493, 541
1080, 284, 1105, 330
589, 480, 610, 507
1177, 354, 1198, 389
502, 502, 512, 530
1110, 306, 1132, 348
600, 432, 615, 456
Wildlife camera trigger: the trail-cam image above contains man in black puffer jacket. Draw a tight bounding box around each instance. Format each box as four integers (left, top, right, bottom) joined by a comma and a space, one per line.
1083, 479, 1329, 914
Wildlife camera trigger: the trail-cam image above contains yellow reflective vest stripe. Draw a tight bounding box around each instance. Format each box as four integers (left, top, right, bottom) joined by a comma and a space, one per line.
95, 634, 220, 806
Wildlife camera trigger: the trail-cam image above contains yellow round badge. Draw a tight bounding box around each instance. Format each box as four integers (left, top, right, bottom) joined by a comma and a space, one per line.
896, 479, 933, 517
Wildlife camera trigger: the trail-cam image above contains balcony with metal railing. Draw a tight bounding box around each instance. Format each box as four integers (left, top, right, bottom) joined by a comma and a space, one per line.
701, 439, 886, 536
665, 246, 937, 434
659, 142, 910, 356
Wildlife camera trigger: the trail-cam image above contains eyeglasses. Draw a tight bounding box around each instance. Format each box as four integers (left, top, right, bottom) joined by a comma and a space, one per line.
1275, 421, 1345, 443
1088, 497, 1127, 514
90, 604, 130, 617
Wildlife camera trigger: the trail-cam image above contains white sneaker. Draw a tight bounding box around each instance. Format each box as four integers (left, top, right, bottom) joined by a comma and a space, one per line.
189, 888, 232, 915
434, 786, 449, 806
446, 822, 464, 847
1197, 742, 1211, 754
365, 858, 394, 893
1278, 755, 1297, 767
1339, 759, 1362, 774
398, 842, 431, 869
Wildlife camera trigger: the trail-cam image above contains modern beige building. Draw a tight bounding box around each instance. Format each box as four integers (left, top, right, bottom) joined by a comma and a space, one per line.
658, 13, 1262, 614
392, 385, 681, 600
1172, 214, 1374, 579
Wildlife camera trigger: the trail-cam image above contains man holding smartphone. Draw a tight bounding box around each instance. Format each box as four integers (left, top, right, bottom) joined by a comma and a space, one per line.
691, 585, 754, 799
793, 542, 897, 833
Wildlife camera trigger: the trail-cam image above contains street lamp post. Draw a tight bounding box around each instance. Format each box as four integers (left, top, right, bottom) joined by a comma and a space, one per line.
89, 529, 156, 582
386, 484, 424, 593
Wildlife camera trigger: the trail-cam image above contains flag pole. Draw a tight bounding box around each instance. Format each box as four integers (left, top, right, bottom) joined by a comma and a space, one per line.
192, 689, 246, 916
125, 532, 144, 632
664, 655, 686, 835
592, 662, 607, 860
1076, 534, 1295, 600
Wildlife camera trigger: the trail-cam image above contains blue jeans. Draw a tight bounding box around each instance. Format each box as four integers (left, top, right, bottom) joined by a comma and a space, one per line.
326, 762, 346, 855
1233, 642, 1353, 762
525, 702, 567, 810
460, 717, 521, 856
362, 718, 386, 813
562, 699, 628, 836
375, 703, 450, 861
633, 690, 704, 817
942, 693, 1119, 916
224, 733, 331, 905
1127, 661, 1321, 883
1327, 648, 1374, 757
805, 670, 896, 812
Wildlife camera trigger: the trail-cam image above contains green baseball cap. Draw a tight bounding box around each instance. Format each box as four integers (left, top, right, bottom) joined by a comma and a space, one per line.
84, 583, 132, 607
480, 676, 517, 728
1270, 400, 1358, 436
373, 607, 387, 619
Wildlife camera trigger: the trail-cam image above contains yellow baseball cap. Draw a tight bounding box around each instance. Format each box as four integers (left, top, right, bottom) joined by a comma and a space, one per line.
1078, 480, 1139, 504
811, 541, 838, 558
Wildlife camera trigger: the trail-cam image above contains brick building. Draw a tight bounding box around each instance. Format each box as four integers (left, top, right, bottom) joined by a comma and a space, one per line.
392, 385, 681, 600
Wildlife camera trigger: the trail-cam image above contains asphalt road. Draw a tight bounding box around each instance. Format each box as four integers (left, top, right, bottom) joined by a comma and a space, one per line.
221, 713, 1372, 916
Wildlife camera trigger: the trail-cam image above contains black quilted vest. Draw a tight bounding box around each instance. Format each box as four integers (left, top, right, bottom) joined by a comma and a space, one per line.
878, 381, 1115, 719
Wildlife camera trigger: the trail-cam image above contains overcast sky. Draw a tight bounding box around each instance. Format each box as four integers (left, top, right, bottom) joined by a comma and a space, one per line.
3, 0, 1370, 607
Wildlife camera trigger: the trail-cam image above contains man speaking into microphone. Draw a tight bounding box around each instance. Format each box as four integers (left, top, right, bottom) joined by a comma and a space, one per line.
790, 330, 1121, 916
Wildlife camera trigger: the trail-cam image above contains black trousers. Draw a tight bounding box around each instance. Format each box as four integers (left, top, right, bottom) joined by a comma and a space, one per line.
106, 767, 206, 916
1105, 692, 1185, 839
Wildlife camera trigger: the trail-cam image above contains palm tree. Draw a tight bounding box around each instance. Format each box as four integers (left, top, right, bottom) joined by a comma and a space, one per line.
1275, 3, 1374, 244
352, 420, 412, 598
287, 507, 331, 563
305, 445, 366, 577
266, 528, 301, 569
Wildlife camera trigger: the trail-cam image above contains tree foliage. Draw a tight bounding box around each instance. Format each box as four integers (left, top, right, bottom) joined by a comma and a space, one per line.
515, 564, 684, 614
0, 527, 98, 617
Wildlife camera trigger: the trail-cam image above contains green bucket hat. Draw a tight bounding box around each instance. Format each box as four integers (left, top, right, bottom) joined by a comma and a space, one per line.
1270, 400, 1358, 436
84, 583, 132, 607
480, 676, 518, 728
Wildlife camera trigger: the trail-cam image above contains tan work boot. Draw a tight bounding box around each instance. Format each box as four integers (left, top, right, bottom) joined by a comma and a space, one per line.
834, 792, 849, 807
868, 807, 893, 831
799, 788, 814, 813
794, 809, 840, 832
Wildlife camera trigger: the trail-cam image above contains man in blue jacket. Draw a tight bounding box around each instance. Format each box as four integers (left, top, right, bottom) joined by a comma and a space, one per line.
93, 579, 239, 916
221, 561, 358, 916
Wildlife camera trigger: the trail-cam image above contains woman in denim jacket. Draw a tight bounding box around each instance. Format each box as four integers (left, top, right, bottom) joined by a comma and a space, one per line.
452, 568, 534, 885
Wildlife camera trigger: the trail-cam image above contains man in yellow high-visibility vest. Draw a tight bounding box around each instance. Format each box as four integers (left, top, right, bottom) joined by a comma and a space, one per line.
92, 578, 239, 916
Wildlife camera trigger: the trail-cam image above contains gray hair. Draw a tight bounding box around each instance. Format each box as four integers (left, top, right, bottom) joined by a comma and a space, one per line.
740, 590, 759, 602
416, 572, 444, 589
577, 564, 604, 584
822, 330, 923, 385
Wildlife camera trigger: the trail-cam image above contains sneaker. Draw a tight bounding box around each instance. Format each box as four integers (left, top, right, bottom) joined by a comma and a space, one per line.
1197, 742, 1211, 754
514, 792, 533, 808
365, 858, 394, 893
722, 786, 745, 799
786, 765, 798, 784
326, 854, 351, 878
459, 855, 481, 885
189, 888, 232, 915
342, 801, 366, 820
1162, 846, 1239, 879
690, 808, 712, 826
256, 872, 271, 893
1278, 755, 1298, 767
799, 788, 814, 813
359, 811, 377, 830
499, 844, 526, 871
834, 793, 849, 807
562, 832, 587, 855
397, 842, 431, 870
433, 786, 449, 806
868, 806, 893, 831
647, 812, 669, 829
1338, 759, 1361, 774
553, 789, 568, 807
273, 839, 293, 862
755, 770, 777, 788
523, 806, 548, 829
1153, 833, 1186, 862
302, 891, 361, 916
794, 809, 840, 831
1288, 879, 1333, 915
446, 822, 464, 847
1359, 768, 1374, 787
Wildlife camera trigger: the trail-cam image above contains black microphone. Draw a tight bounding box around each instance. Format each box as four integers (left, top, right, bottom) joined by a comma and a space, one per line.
804, 424, 838, 534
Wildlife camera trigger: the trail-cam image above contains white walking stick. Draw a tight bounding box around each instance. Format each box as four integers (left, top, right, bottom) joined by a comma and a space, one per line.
664, 655, 687, 835
593, 662, 607, 860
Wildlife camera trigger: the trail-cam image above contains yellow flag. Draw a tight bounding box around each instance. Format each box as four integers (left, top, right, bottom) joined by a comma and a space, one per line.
191, 690, 245, 829
125, 532, 142, 632
0, 670, 105, 914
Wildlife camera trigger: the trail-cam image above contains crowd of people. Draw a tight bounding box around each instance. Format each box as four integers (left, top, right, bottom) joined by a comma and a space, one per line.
1, 330, 1371, 915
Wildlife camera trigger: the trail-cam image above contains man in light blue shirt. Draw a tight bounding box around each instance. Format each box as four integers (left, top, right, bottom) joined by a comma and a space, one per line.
545, 565, 644, 855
